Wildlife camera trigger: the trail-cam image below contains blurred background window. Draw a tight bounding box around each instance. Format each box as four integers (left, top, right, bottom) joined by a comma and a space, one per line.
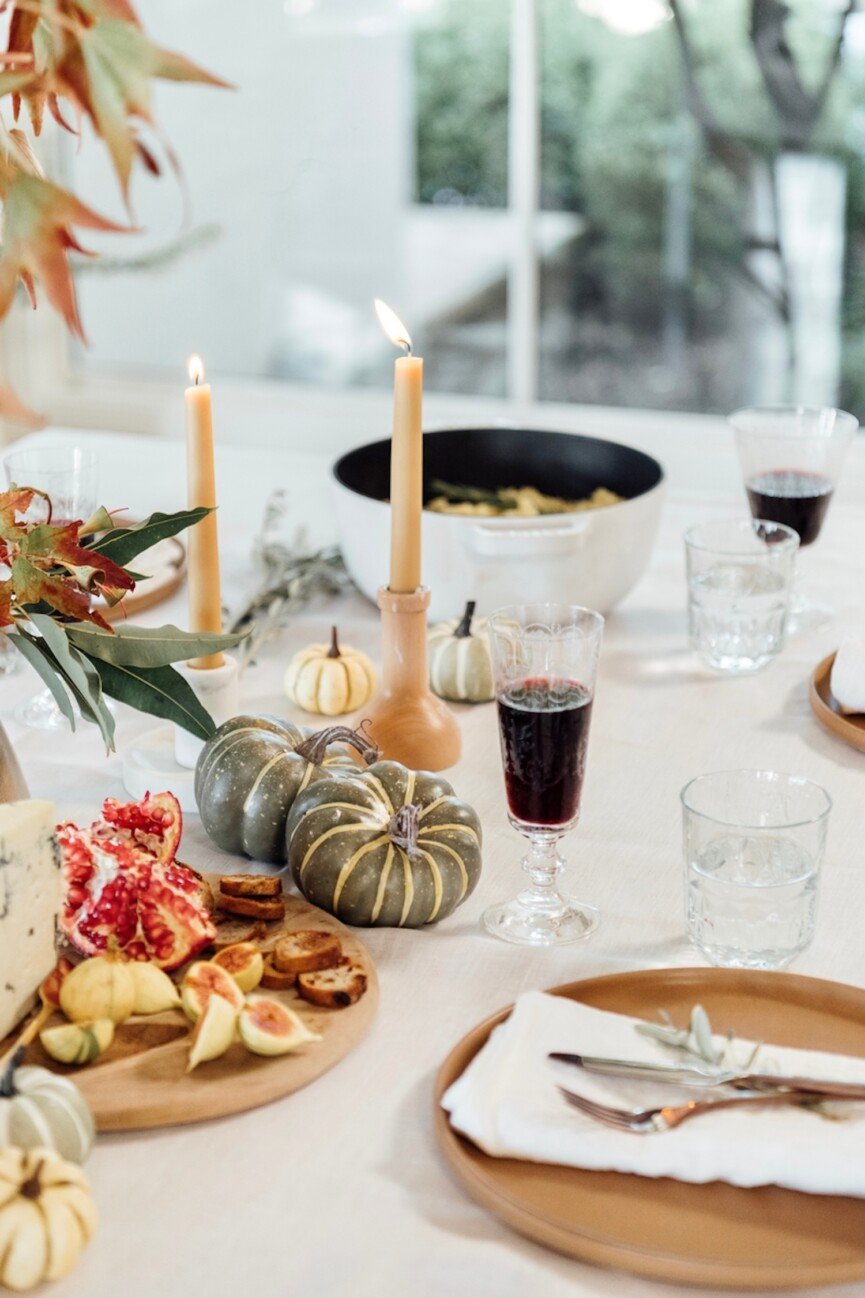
63, 0, 865, 419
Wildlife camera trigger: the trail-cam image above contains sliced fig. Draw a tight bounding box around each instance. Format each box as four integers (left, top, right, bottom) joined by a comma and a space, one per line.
212, 943, 263, 994
181, 961, 244, 1022
237, 997, 321, 1057
187, 994, 238, 1071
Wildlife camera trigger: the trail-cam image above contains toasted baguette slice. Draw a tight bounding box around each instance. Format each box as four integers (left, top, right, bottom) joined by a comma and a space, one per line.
260, 957, 298, 991
217, 892, 286, 921
273, 930, 342, 975
210, 917, 268, 951
219, 873, 282, 899
297, 962, 367, 1009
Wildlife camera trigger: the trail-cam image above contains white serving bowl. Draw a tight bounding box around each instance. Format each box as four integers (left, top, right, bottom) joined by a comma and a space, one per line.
332, 426, 665, 621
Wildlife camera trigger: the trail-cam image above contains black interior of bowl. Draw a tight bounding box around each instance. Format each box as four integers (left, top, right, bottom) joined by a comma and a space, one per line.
334, 427, 663, 505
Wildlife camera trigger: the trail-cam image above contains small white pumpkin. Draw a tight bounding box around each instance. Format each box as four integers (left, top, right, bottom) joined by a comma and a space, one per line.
285, 627, 376, 716
0, 1146, 97, 1291
0, 1050, 94, 1165
428, 601, 494, 703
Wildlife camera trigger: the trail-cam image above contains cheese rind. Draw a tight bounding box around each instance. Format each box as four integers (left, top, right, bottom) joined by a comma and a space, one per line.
0, 800, 60, 1040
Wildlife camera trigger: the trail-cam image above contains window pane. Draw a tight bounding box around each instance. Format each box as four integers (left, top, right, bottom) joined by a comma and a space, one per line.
67, 0, 508, 397
538, 0, 865, 420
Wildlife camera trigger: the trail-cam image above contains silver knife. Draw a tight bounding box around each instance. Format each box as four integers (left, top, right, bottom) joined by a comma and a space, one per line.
547, 1052, 865, 1100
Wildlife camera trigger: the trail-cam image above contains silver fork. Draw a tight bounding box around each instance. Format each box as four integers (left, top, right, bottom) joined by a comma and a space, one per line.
558, 1084, 836, 1133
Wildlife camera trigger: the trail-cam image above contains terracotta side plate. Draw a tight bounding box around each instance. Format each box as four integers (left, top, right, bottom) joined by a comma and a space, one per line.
24, 879, 378, 1132
434, 967, 865, 1291
810, 652, 865, 753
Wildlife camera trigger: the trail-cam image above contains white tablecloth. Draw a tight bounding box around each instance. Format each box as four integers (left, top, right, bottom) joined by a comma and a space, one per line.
4, 420, 865, 1298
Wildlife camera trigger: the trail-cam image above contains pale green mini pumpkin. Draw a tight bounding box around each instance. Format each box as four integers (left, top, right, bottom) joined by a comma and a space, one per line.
194, 714, 375, 864
0, 1049, 95, 1164
428, 601, 494, 703
286, 760, 483, 927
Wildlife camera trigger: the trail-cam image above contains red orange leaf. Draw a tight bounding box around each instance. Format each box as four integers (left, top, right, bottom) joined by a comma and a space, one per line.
21, 520, 135, 600
0, 168, 129, 339
12, 554, 110, 627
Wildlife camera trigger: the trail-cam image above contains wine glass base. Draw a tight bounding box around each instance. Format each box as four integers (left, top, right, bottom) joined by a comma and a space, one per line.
482, 896, 600, 946
16, 690, 71, 731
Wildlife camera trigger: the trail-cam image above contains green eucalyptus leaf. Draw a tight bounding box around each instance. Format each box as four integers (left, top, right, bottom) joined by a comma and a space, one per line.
66, 621, 245, 668
89, 508, 212, 566
85, 655, 216, 739
67, 644, 116, 750
8, 631, 77, 729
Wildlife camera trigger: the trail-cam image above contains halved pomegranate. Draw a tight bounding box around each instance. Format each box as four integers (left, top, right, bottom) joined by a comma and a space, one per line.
58, 791, 215, 971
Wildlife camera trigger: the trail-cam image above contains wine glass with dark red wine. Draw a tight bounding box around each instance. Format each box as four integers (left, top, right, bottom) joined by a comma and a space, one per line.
484, 603, 604, 946
731, 406, 857, 630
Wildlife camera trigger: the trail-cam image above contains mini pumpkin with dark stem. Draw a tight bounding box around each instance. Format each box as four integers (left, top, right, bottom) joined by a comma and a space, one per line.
284, 626, 376, 716
428, 601, 494, 703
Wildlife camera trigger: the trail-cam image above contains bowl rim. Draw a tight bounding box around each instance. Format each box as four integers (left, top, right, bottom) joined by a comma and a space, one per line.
332, 425, 666, 513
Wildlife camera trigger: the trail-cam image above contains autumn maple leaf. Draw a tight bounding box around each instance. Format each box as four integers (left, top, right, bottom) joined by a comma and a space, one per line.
21, 520, 135, 603
0, 166, 128, 339
57, 16, 230, 197
11, 554, 111, 627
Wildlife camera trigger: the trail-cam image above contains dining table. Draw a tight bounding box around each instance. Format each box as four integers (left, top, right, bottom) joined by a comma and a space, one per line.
3, 415, 865, 1298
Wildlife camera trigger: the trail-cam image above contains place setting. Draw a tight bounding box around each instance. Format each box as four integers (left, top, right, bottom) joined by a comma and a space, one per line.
0, 5, 864, 1298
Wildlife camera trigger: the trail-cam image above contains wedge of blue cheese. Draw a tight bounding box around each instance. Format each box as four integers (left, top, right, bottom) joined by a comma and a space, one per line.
0, 800, 60, 1040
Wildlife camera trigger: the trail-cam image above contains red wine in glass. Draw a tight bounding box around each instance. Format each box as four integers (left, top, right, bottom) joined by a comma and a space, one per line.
497, 677, 593, 828
745, 470, 833, 547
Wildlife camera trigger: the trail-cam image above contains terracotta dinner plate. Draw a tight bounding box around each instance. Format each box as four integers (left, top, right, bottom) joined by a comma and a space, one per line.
810, 652, 865, 753
434, 967, 865, 1290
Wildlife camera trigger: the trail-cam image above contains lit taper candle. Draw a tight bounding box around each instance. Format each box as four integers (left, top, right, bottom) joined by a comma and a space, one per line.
375, 299, 423, 593
184, 355, 224, 669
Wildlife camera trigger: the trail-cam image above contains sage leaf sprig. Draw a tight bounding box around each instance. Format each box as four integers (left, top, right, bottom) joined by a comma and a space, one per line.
636, 1004, 761, 1073
230, 491, 351, 667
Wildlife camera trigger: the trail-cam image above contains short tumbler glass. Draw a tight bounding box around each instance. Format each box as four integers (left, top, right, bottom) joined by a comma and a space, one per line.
684, 518, 798, 674
682, 770, 831, 970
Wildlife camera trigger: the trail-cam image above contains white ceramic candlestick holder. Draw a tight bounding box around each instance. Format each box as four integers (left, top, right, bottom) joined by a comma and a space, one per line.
122, 655, 239, 812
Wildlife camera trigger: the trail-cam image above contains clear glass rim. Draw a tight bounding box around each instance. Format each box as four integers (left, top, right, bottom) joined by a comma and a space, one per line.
729, 405, 859, 440
681, 769, 832, 830
683, 517, 799, 558
3, 445, 99, 470
488, 602, 605, 638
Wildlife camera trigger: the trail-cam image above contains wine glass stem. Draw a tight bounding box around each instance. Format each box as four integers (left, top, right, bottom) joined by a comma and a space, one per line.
519, 831, 567, 915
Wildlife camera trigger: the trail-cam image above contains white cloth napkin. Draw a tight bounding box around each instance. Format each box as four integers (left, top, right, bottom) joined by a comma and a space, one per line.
442, 992, 865, 1197
830, 636, 865, 714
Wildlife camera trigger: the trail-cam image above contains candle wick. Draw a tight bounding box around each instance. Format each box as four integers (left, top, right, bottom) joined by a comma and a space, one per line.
401, 340, 412, 357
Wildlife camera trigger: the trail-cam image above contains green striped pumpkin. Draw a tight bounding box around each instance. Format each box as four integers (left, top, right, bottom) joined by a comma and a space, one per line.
194, 714, 372, 864
285, 760, 483, 927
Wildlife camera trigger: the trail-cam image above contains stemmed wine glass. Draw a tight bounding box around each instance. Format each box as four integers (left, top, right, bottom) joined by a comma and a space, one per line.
484, 603, 604, 946
730, 406, 857, 630
3, 446, 100, 730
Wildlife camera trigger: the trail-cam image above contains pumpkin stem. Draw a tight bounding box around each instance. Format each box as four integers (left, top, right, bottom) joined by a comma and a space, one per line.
294, 723, 380, 768
0, 1047, 24, 1097
455, 600, 476, 638
19, 1158, 44, 1200
327, 626, 341, 659
388, 803, 422, 858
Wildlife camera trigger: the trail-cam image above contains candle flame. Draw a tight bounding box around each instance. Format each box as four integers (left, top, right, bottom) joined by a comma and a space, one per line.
187, 354, 205, 386
374, 299, 412, 355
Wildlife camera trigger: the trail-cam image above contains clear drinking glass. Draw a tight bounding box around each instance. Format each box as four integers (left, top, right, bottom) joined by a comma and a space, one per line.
3, 446, 100, 730
484, 603, 604, 946
684, 518, 798, 674
682, 770, 831, 970
730, 405, 857, 629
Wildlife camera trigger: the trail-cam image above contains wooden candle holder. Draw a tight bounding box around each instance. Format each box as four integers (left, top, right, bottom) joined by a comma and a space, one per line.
364, 586, 461, 771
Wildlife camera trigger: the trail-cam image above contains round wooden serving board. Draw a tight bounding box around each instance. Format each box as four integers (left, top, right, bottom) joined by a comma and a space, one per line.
810, 651, 865, 753
102, 534, 186, 623
31, 880, 378, 1132
435, 967, 865, 1291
